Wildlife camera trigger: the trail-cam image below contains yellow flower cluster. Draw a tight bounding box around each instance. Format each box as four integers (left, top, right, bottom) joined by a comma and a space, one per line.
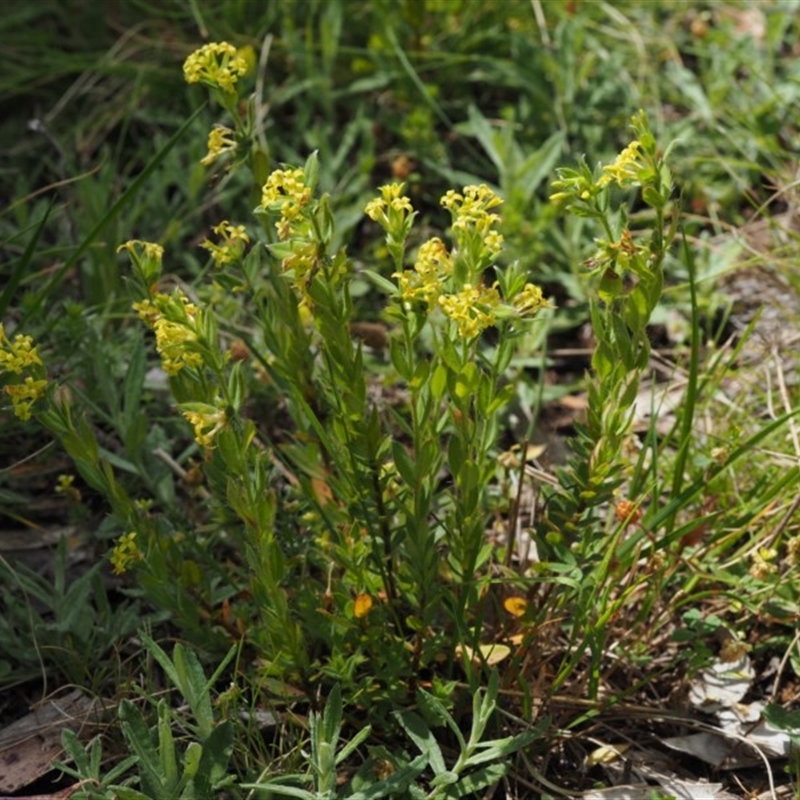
366, 183, 546, 340
182, 42, 249, 93
117, 240, 164, 286
395, 237, 452, 305
512, 282, 547, 316
0, 324, 47, 420
117, 239, 163, 263
364, 182, 414, 229
598, 140, 643, 188
4, 377, 48, 421
260, 168, 313, 240
201, 221, 250, 267
0, 327, 42, 374
395, 235, 502, 338
181, 402, 228, 448
110, 531, 141, 576
281, 240, 320, 290
439, 284, 501, 339
133, 291, 204, 376
441, 184, 502, 241
201, 125, 237, 167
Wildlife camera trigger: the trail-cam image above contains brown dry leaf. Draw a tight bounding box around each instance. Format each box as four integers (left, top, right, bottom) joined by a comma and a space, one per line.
456, 643, 511, 667
311, 476, 334, 507
558, 394, 588, 411
722, 6, 766, 42
0, 690, 99, 795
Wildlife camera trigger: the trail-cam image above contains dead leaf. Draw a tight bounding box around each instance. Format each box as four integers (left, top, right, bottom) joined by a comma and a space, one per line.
456, 643, 511, 667
0, 691, 100, 795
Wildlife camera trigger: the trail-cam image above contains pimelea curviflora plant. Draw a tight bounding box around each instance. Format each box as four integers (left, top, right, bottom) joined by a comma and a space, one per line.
10, 41, 677, 716
115, 40, 553, 698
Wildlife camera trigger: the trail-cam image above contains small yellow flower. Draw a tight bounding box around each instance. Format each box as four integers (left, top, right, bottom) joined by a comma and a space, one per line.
381, 183, 413, 213
438, 283, 500, 339
512, 283, 547, 316
133, 290, 204, 376
153, 319, 203, 376
0, 325, 43, 375
414, 237, 452, 280
181, 403, 228, 448
132, 298, 159, 325
118, 240, 164, 285
260, 168, 313, 240
483, 229, 504, 256
110, 531, 141, 575
364, 183, 414, 235
598, 140, 643, 188
393, 237, 453, 306
285, 238, 320, 275
201, 125, 237, 166
183, 42, 249, 93
441, 184, 502, 235
117, 240, 163, 262
364, 197, 386, 223
201, 220, 250, 267
55, 474, 82, 504
4, 376, 47, 420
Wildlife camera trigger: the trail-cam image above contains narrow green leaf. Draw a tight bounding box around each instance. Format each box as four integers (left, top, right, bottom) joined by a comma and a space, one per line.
347, 753, 428, 800
118, 699, 163, 798
26, 104, 206, 320
0, 201, 53, 317
335, 723, 372, 766
443, 762, 508, 798
158, 701, 178, 790
240, 781, 315, 799
395, 710, 447, 776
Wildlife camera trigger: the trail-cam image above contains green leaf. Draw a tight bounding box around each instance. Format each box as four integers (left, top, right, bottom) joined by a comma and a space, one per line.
462, 728, 541, 768
173, 643, 214, 739
395, 711, 447, 776
139, 633, 181, 697
158, 701, 178, 789
0, 200, 52, 317
180, 741, 203, 785
362, 268, 398, 296
118, 699, 164, 799
514, 131, 566, 202
191, 722, 234, 798
442, 762, 507, 798
389, 336, 412, 380
347, 753, 428, 800
447, 436, 464, 479
335, 723, 372, 766
763, 704, 800, 743
241, 780, 315, 799
392, 440, 417, 486
108, 787, 153, 800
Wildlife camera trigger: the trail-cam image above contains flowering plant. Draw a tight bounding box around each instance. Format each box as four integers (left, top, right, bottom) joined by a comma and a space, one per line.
8, 42, 673, 706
